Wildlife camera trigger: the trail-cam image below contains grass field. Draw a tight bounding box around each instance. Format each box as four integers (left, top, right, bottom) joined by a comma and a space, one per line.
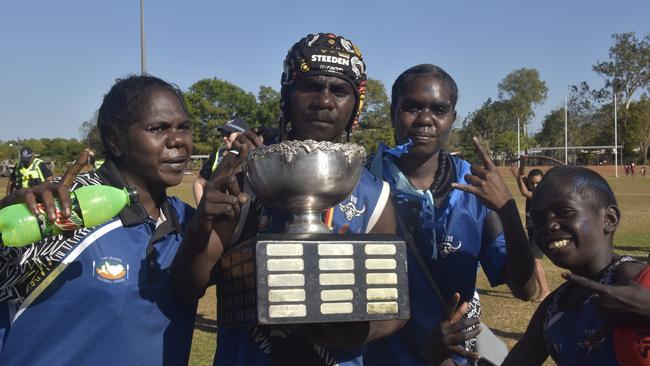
2, 166, 648, 365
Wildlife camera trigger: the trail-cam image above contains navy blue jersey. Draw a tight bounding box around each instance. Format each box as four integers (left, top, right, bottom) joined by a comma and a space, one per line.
0, 162, 197, 365
543, 256, 637, 365
214, 168, 390, 366
364, 153, 507, 366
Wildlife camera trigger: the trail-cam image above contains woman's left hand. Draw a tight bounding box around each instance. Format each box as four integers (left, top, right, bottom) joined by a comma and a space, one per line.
452, 137, 513, 210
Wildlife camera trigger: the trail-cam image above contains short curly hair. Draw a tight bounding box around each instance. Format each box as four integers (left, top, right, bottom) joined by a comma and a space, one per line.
534, 166, 617, 211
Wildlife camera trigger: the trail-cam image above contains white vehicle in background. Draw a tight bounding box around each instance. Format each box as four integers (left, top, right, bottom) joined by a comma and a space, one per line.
0, 160, 15, 177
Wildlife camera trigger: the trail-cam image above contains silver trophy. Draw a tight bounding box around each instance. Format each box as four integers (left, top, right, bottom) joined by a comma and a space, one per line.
246, 140, 365, 233
217, 140, 409, 325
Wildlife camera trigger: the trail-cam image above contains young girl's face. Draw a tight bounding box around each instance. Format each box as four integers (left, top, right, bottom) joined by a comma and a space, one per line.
528, 175, 542, 191
530, 185, 610, 272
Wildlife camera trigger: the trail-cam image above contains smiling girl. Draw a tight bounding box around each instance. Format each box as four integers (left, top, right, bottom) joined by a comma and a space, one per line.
502, 166, 646, 366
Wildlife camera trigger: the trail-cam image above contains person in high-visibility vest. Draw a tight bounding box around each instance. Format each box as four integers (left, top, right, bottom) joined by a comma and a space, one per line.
192, 116, 249, 205
6, 147, 53, 195
93, 158, 105, 170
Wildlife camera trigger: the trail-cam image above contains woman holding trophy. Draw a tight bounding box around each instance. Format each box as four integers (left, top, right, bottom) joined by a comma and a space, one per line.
171, 33, 406, 366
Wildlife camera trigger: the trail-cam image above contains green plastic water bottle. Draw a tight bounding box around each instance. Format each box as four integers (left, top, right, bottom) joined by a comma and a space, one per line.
0, 185, 137, 247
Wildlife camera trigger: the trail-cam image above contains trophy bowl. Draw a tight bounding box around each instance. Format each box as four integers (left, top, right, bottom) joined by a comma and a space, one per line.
245, 140, 366, 233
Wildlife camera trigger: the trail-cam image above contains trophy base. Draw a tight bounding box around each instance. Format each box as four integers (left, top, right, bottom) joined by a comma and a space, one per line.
217, 233, 410, 326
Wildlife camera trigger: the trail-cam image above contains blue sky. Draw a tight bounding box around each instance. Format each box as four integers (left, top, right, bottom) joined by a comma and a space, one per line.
1, 0, 648, 141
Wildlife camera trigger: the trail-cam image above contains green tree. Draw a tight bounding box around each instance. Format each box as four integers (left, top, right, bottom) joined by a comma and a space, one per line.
185, 78, 257, 154
491, 130, 536, 162
456, 122, 481, 163
444, 126, 464, 154
79, 111, 103, 156
593, 32, 650, 114
497, 68, 548, 124
627, 98, 650, 165
458, 68, 547, 161
351, 78, 393, 153
40, 138, 85, 163
536, 84, 601, 149
566, 82, 617, 147
255, 86, 281, 129
360, 78, 391, 129
535, 109, 566, 148
535, 93, 615, 164
591, 33, 650, 163
0, 141, 20, 161
462, 98, 517, 143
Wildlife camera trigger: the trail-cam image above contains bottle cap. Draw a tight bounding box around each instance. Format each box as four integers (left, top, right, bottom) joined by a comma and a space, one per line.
125, 186, 139, 205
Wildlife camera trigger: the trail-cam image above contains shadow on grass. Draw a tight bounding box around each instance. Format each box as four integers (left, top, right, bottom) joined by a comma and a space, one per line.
195, 313, 218, 333
490, 328, 524, 341
477, 288, 513, 299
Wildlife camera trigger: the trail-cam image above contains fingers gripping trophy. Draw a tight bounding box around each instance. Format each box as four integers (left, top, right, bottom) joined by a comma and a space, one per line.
216, 34, 409, 326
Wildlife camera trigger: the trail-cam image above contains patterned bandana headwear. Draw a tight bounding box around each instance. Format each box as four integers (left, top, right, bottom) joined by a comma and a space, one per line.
280, 33, 367, 140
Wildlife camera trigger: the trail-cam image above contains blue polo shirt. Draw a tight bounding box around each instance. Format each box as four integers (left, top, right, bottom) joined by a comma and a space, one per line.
0, 161, 197, 365
364, 151, 507, 366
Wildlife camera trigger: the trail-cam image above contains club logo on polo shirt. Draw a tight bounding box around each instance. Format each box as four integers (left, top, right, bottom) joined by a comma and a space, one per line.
94, 257, 129, 283
438, 235, 462, 258
339, 195, 365, 221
